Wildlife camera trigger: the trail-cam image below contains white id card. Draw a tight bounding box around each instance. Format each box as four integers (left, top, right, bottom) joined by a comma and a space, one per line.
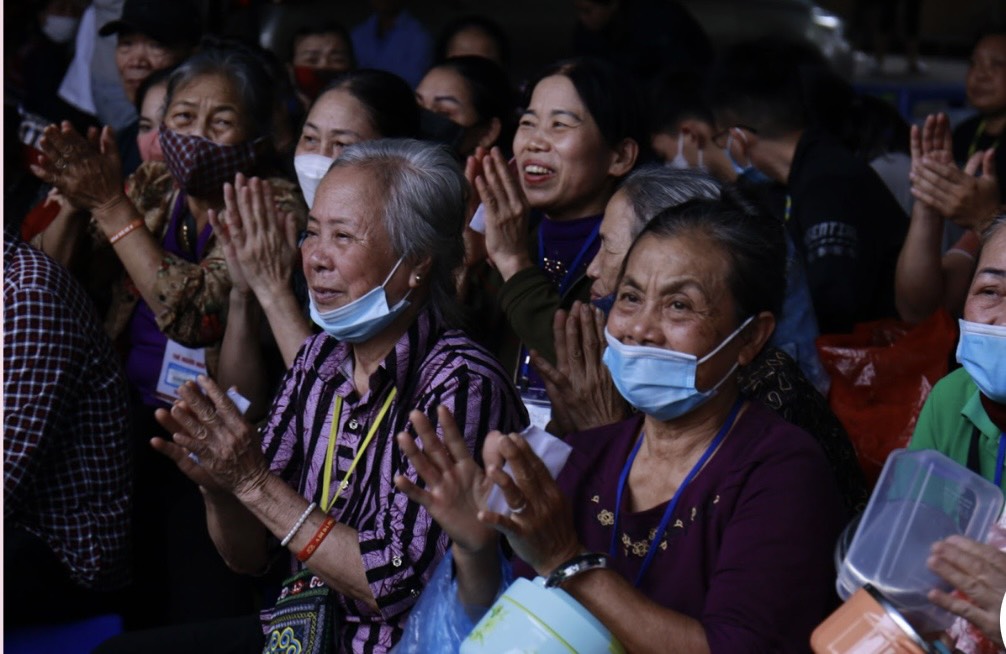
155, 340, 207, 403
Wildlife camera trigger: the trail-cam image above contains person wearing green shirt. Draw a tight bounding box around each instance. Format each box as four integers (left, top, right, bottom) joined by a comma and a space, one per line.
910, 215, 1006, 491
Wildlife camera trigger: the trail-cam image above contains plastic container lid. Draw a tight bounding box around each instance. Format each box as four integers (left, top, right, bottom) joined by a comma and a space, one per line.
460, 577, 625, 654
836, 448, 1004, 633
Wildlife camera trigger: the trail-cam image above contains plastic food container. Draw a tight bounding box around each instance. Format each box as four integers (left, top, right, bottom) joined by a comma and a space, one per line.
836, 449, 1004, 633
460, 577, 625, 654
812, 585, 932, 653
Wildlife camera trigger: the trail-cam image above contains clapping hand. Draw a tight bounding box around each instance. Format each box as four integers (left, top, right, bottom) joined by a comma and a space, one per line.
533, 302, 629, 436
910, 113, 1000, 232
477, 147, 533, 280
30, 122, 127, 215
153, 375, 269, 498
394, 407, 498, 556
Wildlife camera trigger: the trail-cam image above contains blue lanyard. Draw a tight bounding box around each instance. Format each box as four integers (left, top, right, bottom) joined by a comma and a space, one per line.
609, 398, 744, 587
996, 433, 1006, 488
537, 220, 601, 297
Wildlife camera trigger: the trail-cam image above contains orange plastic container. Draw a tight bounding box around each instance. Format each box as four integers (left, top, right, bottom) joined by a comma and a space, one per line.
811, 585, 931, 654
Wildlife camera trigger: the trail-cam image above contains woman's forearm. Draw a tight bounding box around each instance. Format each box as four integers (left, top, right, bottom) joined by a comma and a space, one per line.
257, 287, 313, 368
217, 290, 273, 420
452, 543, 503, 609
202, 487, 272, 575
235, 472, 377, 609
93, 193, 184, 316
37, 207, 86, 267
562, 568, 710, 654
895, 202, 945, 324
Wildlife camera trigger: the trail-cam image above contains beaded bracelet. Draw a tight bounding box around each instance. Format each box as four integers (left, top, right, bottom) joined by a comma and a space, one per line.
296, 516, 337, 562
281, 501, 317, 547
108, 218, 144, 245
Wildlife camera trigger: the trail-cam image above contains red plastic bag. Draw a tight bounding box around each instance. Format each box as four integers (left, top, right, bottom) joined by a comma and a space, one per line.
817, 309, 958, 485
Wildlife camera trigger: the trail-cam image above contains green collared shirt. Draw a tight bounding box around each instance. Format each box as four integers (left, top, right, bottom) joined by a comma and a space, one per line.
910, 367, 1006, 492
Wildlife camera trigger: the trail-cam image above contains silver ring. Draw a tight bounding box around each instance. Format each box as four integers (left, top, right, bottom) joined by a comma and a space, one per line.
510, 501, 527, 515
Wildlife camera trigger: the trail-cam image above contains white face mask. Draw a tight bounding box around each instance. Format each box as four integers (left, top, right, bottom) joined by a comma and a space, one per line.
294, 154, 335, 210
664, 134, 704, 171
42, 15, 80, 44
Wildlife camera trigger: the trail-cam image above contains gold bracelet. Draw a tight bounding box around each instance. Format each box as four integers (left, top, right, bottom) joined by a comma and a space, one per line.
108, 219, 144, 245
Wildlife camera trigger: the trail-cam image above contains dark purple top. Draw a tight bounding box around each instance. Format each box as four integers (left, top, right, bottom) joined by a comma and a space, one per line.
516, 401, 846, 654
537, 213, 601, 294
124, 193, 213, 406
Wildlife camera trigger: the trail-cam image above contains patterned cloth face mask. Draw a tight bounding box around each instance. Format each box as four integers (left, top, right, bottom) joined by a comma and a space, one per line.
159, 125, 260, 198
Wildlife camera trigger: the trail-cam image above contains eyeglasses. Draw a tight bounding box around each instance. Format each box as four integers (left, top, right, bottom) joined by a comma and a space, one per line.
712, 125, 759, 149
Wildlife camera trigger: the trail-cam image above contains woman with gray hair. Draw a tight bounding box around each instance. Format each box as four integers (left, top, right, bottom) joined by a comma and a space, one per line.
100, 138, 528, 653
533, 167, 720, 436
31, 43, 306, 626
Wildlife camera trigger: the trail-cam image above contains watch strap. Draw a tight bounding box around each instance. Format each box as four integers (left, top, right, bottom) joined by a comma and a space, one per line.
544, 552, 609, 588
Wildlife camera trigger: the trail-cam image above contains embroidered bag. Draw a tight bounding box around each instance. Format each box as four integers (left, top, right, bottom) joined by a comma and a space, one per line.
262, 569, 339, 654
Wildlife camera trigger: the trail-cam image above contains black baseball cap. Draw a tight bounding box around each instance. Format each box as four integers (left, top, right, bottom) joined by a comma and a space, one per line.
99, 0, 202, 48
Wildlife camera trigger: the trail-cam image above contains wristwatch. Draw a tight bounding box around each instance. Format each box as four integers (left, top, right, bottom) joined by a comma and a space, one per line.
544, 552, 610, 588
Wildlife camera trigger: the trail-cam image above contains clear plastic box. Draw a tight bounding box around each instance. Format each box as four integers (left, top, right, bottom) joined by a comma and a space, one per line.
836, 448, 1004, 633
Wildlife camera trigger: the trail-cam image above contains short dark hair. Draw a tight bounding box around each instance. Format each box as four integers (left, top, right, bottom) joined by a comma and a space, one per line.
525, 57, 646, 154
288, 22, 356, 68
705, 38, 829, 138
434, 14, 511, 66
322, 69, 421, 139
622, 189, 788, 322
649, 70, 714, 136
430, 56, 515, 141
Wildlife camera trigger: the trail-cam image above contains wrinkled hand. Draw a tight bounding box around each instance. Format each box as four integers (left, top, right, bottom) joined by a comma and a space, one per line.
152, 375, 270, 498
222, 173, 300, 301
395, 407, 497, 554
478, 432, 583, 576
477, 147, 533, 280
30, 122, 127, 214
207, 207, 251, 294
927, 535, 1006, 648
533, 302, 628, 435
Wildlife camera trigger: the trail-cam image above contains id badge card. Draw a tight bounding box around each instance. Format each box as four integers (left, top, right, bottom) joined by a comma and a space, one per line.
155, 340, 207, 403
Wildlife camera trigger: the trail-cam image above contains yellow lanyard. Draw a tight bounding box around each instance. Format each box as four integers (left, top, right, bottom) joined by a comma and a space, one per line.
320, 388, 397, 513
969, 120, 1002, 160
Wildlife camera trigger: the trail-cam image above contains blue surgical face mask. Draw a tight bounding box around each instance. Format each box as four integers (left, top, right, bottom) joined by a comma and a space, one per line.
724, 132, 770, 184
309, 257, 411, 343
601, 316, 754, 420
957, 319, 1006, 403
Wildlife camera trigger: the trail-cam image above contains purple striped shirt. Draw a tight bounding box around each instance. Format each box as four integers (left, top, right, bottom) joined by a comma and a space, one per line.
261, 307, 527, 653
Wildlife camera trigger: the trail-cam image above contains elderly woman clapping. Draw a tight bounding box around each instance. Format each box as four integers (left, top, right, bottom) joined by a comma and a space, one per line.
112, 140, 527, 654
31, 44, 305, 625
397, 198, 846, 653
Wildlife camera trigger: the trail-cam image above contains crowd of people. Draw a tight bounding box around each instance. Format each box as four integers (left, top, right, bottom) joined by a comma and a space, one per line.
4, 0, 1006, 653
